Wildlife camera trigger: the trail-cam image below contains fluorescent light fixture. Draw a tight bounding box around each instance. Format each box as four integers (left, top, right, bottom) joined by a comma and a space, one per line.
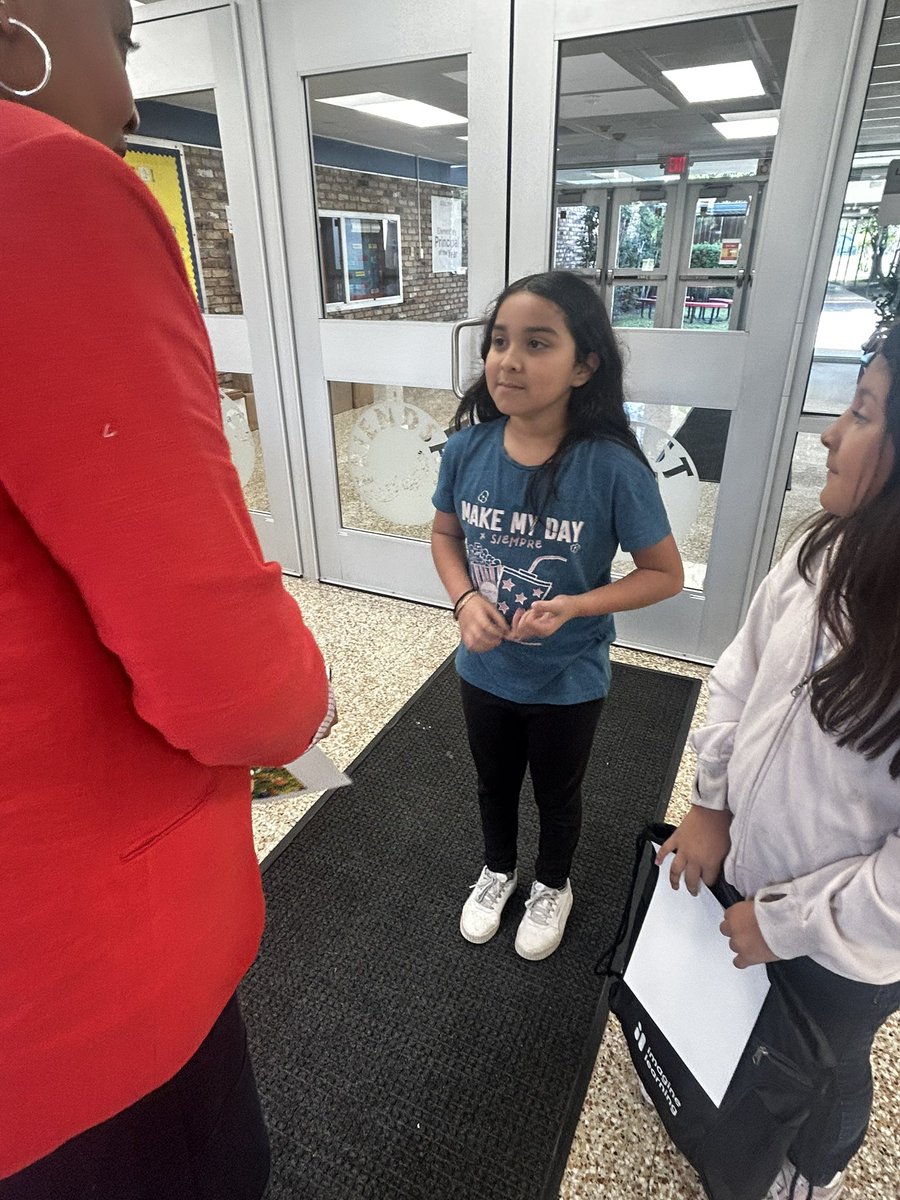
316, 91, 467, 128
713, 113, 779, 139
662, 60, 764, 103
456, 135, 469, 141
719, 108, 779, 122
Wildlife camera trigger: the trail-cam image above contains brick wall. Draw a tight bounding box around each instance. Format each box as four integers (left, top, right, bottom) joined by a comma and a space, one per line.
314, 165, 468, 321
183, 145, 243, 315
554, 206, 595, 270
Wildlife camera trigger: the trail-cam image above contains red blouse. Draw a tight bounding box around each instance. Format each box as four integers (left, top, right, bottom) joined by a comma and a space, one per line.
0, 101, 328, 1178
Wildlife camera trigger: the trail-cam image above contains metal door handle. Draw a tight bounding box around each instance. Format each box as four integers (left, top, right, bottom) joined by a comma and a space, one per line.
611, 272, 667, 282
451, 316, 487, 400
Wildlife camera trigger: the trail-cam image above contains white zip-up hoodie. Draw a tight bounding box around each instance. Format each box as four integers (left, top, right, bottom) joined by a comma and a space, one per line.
691, 543, 900, 985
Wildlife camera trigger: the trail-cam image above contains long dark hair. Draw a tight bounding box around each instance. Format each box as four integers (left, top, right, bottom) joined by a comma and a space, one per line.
454, 271, 650, 515
797, 322, 900, 777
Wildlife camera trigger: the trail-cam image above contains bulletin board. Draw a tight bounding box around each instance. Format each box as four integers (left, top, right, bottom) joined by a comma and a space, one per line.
125, 143, 204, 306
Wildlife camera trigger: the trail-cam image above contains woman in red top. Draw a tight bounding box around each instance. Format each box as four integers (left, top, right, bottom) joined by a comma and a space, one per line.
0, 1, 331, 1195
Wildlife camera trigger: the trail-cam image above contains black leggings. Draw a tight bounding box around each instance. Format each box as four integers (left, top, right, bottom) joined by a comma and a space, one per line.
769, 956, 900, 1186
0, 994, 270, 1200
460, 678, 604, 889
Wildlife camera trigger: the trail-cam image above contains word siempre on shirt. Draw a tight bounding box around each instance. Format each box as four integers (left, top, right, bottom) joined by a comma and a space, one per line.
460, 501, 584, 544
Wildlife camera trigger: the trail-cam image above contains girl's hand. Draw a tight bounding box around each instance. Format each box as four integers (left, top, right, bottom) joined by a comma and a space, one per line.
457, 594, 509, 653
656, 805, 732, 895
720, 901, 780, 969
508, 595, 574, 641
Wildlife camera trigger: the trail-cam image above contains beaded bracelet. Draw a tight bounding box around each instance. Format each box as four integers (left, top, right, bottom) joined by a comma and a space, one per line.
452, 587, 478, 620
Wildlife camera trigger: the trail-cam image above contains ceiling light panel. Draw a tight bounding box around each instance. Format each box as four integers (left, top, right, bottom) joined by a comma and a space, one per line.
317, 92, 467, 128
713, 116, 779, 139
719, 108, 781, 121
662, 60, 765, 103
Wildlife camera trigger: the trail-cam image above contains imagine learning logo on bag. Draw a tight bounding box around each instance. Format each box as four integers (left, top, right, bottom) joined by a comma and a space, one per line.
634, 1022, 682, 1117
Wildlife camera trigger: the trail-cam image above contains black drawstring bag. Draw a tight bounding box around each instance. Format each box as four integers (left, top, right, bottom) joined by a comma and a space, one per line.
598, 823, 837, 1200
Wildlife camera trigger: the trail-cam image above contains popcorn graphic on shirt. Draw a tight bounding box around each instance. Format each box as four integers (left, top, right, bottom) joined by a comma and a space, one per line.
468, 541, 503, 603
495, 555, 566, 620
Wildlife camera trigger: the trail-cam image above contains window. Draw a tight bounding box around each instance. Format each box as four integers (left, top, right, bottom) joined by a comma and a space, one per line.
319, 211, 402, 310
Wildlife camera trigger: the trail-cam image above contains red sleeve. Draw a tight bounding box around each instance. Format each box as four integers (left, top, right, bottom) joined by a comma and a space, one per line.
0, 131, 328, 766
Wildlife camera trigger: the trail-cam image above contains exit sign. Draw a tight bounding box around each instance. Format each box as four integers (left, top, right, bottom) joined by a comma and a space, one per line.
666, 154, 688, 175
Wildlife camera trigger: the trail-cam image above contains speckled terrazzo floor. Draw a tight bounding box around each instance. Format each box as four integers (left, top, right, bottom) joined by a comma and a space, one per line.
243, 429, 271, 514
250, 578, 899, 1200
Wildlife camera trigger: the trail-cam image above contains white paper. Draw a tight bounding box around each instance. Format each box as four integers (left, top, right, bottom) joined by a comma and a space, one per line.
623, 849, 770, 1106
252, 745, 350, 803
431, 196, 462, 272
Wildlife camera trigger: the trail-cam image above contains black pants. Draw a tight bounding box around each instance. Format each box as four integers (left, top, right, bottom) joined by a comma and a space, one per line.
460, 678, 604, 889
770, 956, 900, 1185
1, 994, 270, 1200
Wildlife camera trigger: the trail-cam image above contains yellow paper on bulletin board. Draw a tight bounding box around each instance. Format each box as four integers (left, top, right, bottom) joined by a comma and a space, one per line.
125, 146, 201, 303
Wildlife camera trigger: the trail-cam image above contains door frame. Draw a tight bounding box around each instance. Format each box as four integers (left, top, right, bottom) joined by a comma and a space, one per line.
754, 5, 886, 600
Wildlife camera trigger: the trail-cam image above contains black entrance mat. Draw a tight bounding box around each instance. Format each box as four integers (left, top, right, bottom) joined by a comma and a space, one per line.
243, 657, 700, 1200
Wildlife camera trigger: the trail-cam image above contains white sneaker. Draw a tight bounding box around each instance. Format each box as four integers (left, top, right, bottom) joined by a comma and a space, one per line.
460, 866, 517, 944
765, 1162, 845, 1200
514, 880, 573, 960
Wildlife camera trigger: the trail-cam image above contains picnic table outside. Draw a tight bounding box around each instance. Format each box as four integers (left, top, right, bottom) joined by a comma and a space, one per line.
683, 297, 732, 324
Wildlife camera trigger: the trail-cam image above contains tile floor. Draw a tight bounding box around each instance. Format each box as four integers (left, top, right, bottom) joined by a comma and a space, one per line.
251, 578, 899, 1199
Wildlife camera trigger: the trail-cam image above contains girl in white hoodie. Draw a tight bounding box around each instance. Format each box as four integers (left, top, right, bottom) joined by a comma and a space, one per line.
659, 324, 900, 1200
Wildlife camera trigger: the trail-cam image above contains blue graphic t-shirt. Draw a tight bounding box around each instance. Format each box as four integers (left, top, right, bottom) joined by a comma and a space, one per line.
432, 419, 671, 704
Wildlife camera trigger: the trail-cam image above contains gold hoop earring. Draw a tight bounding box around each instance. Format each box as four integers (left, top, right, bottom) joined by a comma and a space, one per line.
0, 17, 52, 98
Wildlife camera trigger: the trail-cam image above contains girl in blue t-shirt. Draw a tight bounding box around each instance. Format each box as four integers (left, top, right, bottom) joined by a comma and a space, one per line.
431, 270, 683, 960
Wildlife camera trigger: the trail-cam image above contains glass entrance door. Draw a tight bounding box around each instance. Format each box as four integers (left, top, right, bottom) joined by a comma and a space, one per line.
510, 0, 871, 660
557, 179, 761, 333
261, 0, 510, 603
607, 188, 678, 328
130, 2, 305, 570
675, 181, 761, 331
251, 0, 873, 660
